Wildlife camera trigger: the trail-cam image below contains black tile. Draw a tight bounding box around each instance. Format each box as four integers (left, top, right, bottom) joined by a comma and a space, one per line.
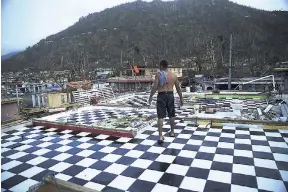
234, 144, 252, 151
162, 148, 181, 156
207, 132, 221, 137
90, 160, 112, 170
89, 152, 107, 160
216, 148, 234, 155
195, 152, 214, 161
121, 166, 145, 178
24, 147, 42, 153
253, 151, 274, 160
251, 140, 269, 146
148, 161, 170, 172
17, 154, 38, 163
9, 143, 24, 149
31, 169, 53, 182
1, 150, 18, 157
158, 173, 184, 187
5, 130, 19, 134
1, 157, 11, 165
87, 144, 104, 151
202, 141, 218, 147
133, 144, 150, 152
38, 159, 59, 169
231, 173, 258, 188
116, 156, 136, 165
64, 155, 85, 164
68, 141, 83, 147
266, 137, 285, 142
102, 186, 125, 192
173, 138, 189, 144
222, 129, 235, 134
68, 177, 88, 186
186, 167, 209, 179
46, 143, 63, 150
219, 137, 235, 143
250, 131, 265, 136
183, 144, 200, 151
62, 165, 86, 176
235, 134, 250, 139
276, 161, 288, 171
128, 179, 156, 192
190, 135, 205, 141
211, 162, 232, 172
181, 130, 194, 135
271, 147, 288, 155
91, 172, 117, 185
9, 163, 33, 174
233, 156, 254, 166
1, 175, 27, 189
112, 148, 129, 155
29, 140, 44, 146
42, 151, 61, 158
173, 156, 193, 166
66, 147, 83, 155
204, 180, 231, 192
255, 167, 282, 180
140, 152, 159, 161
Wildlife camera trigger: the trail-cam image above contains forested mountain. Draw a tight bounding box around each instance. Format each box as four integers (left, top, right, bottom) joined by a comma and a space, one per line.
1, 51, 21, 60
2, 0, 288, 77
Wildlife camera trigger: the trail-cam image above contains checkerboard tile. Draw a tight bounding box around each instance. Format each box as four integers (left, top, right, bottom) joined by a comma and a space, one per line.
2, 120, 288, 192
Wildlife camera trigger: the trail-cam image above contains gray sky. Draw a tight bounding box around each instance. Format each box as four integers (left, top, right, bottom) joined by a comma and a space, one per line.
1, 0, 288, 55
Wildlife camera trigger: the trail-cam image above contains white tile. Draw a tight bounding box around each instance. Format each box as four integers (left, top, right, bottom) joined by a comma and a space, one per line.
208, 170, 232, 184
141, 139, 157, 146
152, 183, 178, 192
204, 136, 219, 142
101, 154, 121, 163
77, 137, 92, 142
76, 150, 95, 157
7, 152, 28, 160
40, 137, 54, 141
254, 158, 278, 169
1, 148, 10, 153
76, 168, 101, 180
193, 131, 207, 136
167, 143, 185, 150
2, 160, 22, 170
55, 173, 72, 181
147, 146, 165, 154
19, 166, 44, 178
280, 170, 288, 182
49, 162, 72, 172
177, 134, 191, 139
57, 139, 72, 145
252, 145, 271, 153
135, 134, 150, 140
235, 130, 249, 135
6, 136, 21, 141
120, 143, 137, 149
139, 169, 163, 183
2, 141, 16, 147
55, 145, 73, 152
251, 135, 267, 141
273, 153, 288, 162
95, 134, 109, 140
269, 141, 288, 148
231, 184, 258, 192
232, 164, 256, 176
77, 132, 90, 137
108, 175, 136, 190
191, 159, 212, 169
221, 133, 235, 138
105, 163, 128, 175
9, 179, 38, 192
166, 164, 189, 176
125, 150, 144, 158
131, 159, 153, 169
257, 177, 286, 192
187, 139, 203, 146
76, 158, 97, 167
14, 145, 33, 151
234, 149, 253, 158
37, 142, 53, 148
84, 182, 105, 191
26, 134, 40, 139
60, 134, 73, 139
180, 177, 206, 191
77, 143, 93, 149
52, 153, 72, 161
116, 137, 132, 143
27, 156, 48, 165
199, 146, 216, 153
265, 132, 282, 137
178, 150, 197, 158
214, 154, 233, 163
32, 148, 51, 156
1, 171, 15, 181
156, 154, 176, 163
218, 142, 234, 149
99, 146, 116, 153
235, 139, 251, 145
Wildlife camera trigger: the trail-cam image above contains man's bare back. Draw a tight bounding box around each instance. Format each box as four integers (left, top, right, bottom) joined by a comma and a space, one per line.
157, 71, 177, 93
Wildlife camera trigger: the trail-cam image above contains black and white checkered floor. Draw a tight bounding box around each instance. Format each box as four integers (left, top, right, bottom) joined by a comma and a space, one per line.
2, 120, 288, 192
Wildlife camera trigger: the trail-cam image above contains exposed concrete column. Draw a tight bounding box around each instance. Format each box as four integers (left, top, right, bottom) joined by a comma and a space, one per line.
32, 94, 36, 107
239, 85, 243, 91
37, 94, 41, 108
42, 95, 46, 107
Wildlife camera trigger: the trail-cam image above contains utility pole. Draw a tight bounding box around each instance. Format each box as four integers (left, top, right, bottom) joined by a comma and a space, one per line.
228, 34, 232, 90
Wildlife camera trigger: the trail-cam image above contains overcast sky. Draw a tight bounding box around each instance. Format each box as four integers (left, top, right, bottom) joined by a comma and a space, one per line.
1, 0, 288, 55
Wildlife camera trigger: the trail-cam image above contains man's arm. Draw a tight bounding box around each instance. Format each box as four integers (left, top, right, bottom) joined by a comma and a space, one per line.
149, 73, 159, 104
175, 76, 183, 106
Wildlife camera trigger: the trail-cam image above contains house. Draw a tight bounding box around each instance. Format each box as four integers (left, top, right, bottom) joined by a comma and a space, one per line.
46, 92, 71, 108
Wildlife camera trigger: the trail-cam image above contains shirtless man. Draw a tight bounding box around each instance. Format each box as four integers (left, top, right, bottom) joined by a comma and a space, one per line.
148, 60, 183, 143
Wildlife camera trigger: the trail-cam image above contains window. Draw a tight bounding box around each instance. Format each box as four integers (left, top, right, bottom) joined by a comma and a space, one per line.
61, 95, 65, 104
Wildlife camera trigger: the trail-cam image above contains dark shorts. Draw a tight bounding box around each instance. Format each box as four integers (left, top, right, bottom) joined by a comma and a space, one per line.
157, 92, 175, 119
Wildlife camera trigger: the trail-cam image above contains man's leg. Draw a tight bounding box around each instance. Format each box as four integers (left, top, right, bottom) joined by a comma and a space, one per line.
167, 93, 176, 137
169, 117, 175, 136
158, 118, 164, 140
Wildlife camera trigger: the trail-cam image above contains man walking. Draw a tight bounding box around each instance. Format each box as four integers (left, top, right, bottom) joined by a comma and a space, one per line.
148, 60, 183, 143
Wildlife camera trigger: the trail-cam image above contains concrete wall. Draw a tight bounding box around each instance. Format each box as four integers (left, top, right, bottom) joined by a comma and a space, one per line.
145, 67, 182, 78
1, 102, 19, 122
47, 93, 70, 108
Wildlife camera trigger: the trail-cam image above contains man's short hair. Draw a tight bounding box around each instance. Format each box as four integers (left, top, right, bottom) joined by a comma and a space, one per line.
160, 60, 168, 69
